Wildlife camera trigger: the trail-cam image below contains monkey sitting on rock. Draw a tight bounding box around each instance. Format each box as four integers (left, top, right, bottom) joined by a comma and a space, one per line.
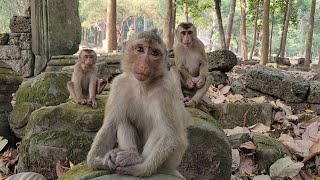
86, 29, 190, 177
170, 22, 213, 107
67, 49, 107, 109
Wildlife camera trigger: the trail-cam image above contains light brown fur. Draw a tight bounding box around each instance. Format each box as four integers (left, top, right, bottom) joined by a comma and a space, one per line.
171, 22, 213, 107
86, 30, 189, 177
67, 49, 107, 108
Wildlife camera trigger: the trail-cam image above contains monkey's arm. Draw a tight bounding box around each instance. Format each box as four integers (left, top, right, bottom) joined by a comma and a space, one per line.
88, 74, 98, 108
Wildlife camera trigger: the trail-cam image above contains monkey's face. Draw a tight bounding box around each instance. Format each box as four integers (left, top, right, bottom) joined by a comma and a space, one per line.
130, 41, 163, 81
179, 29, 194, 48
80, 52, 96, 71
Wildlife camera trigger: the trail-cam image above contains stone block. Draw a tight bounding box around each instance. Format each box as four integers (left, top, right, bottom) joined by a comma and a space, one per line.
245, 65, 309, 103
9, 16, 31, 33
8, 33, 32, 50
0, 33, 9, 45
307, 81, 320, 104
207, 49, 237, 72
0, 45, 21, 60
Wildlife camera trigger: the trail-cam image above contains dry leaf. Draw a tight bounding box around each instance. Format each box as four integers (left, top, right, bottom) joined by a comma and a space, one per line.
56, 160, 70, 178
227, 94, 244, 103
249, 96, 266, 103
278, 134, 312, 157
0, 137, 8, 152
269, 156, 304, 178
253, 175, 271, 180
300, 117, 320, 129
219, 85, 231, 95
286, 115, 299, 121
309, 139, 320, 154
249, 123, 270, 133
240, 141, 256, 150
302, 121, 320, 142
275, 112, 287, 122
232, 149, 240, 171
276, 99, 293, 116
299, 169, 314, 180
305, 109, 315, 113
224, 126, 250, 136
239, 156, 254, 176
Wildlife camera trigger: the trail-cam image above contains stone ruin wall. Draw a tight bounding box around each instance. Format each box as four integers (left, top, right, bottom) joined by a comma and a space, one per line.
0, 16, 34, 78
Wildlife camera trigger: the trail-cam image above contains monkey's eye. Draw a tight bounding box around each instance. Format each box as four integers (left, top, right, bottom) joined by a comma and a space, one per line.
181, 31, 186, 36
150, 50, 160, 57
187, 31, 193, 35
136, 46, 144, 53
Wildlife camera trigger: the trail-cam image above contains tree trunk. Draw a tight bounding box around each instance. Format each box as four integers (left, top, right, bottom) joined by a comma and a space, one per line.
277, 0, 292, 58
269, 0, 275, 59
225, 0, 236, 50
214, 0, 226, 49
163, 0, 173, 49
304, 0, 316, 66
240, 0, 247, 62
106, 0, 117, 52
170, 0, 176, 49
183, 0, 188, 22
249, 0, 259, 61
260, 0, 270, 65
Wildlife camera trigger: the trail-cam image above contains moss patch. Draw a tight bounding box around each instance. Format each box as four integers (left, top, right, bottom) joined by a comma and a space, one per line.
59, 162, 111, 180
15, 72, 71, 106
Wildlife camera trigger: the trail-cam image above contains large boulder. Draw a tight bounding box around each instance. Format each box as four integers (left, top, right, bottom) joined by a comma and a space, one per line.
199, 103, 273, 129
253, 135, 290, 173
15, 72, 71, 106
244, 65, 309, 103
17, 97, 106, 180
307, 81, 320, 104
207, 49, 237, 72
17, 102, 231, 180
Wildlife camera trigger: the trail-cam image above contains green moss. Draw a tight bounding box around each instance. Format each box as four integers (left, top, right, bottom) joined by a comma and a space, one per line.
9, 102, 40, 128
298, 114, 317, 122
58, 162, 111, 180
187, 107, 221, 129
15, 72, 71, 106
0, 67, 23, 85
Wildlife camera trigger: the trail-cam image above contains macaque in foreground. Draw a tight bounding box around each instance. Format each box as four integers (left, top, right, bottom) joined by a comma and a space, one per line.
67, 49, 107, 108
86, 30, 190, 177
171, 22, 213, 107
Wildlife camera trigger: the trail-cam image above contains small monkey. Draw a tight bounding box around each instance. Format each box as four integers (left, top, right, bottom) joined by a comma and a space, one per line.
86, 30, 189, 177
67, 49, 107, 108
171, 22, 213, 107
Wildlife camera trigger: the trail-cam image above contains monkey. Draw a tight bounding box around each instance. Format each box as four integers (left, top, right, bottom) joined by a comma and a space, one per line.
170, 22, 213, 107
86, 29, 190, 177
67, 49, 107, 109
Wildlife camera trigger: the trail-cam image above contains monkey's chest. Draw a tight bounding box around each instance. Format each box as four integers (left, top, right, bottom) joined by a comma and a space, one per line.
183, 54, 201, 76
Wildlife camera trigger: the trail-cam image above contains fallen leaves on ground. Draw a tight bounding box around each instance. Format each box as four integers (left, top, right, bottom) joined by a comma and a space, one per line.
0, 146, 19, 179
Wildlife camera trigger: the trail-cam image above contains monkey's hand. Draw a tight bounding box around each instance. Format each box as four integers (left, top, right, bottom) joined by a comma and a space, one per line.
115, 147, 142, 167
116, 164, 151, 177
104, 148, 122, 170
183, 97, 196, 107
196, 76, 206, 88
186, 77, 195, 89
88, 98, 97, 109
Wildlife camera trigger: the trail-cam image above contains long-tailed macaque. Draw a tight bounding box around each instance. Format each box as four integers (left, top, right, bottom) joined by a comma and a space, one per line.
67, 49, 107, 108
86, 30, 189, 177
171, 22, 213, 107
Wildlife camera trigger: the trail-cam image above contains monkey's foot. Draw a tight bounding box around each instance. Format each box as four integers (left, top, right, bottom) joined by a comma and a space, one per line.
78, 99, 87, 105
115, 147, 143, 167
97, 79, 108, 94
105, 148, 122, 170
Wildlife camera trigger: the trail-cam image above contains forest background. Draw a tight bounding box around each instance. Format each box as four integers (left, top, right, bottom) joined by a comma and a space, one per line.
0, 0, 319, 65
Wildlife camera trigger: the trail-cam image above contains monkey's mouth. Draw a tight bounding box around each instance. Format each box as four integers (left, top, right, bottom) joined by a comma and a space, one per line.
134, 73, 149, 81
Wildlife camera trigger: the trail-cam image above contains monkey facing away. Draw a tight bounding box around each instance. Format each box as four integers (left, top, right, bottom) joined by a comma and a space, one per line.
67, 49, 107, 109
171, 22, 213, 107
86, 30, 190, 177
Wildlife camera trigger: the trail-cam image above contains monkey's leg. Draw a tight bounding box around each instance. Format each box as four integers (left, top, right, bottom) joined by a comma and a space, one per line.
115, 121, 142, 167
87, 119, 118, 170
88, 77, 98, 108
170, 66, 185, 100
190, 75, 213, 106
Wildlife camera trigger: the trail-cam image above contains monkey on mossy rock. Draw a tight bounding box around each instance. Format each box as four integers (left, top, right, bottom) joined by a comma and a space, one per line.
86, 29, 190, 178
